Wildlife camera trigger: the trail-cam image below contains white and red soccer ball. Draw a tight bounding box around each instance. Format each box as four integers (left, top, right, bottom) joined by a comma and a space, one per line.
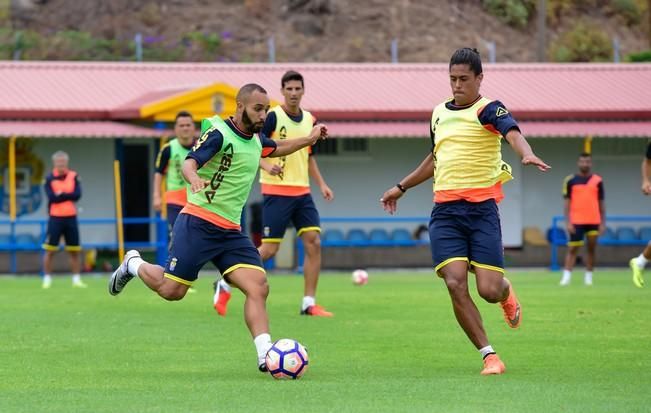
265, 338, 309, 379
352, 269, 369, 285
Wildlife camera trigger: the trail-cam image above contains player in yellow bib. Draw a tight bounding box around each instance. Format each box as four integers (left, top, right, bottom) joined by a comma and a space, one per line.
381, 48, 550, 375
214, 71, 335, 317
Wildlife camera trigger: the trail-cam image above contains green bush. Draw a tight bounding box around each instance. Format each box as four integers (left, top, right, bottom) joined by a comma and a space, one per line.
547, 0, 599, 25
549, 21, 613, 62
609, 0, 641, 25
483, 0, 535, 29
628, 50, 651, 62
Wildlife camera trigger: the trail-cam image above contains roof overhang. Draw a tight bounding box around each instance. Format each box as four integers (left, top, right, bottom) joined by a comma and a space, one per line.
0, 121, 166, 138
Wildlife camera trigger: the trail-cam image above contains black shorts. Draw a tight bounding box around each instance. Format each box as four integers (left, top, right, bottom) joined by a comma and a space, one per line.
42, 216, 81, 251
163, 213, 265, 286
429, 199, 504, 276
568, 224, 600, 246
262, 194, 321, 242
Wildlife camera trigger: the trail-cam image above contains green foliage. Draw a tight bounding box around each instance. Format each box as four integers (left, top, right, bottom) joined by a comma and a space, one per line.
608, 0, 642, 25
482, 0, 536, 29
1, 29, 223, 62
627, 49, 651, 61
547, 0, 598, 25
549, 21, 613, 62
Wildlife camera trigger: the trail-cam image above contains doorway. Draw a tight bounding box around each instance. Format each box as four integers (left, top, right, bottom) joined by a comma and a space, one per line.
122, 144, 150, 242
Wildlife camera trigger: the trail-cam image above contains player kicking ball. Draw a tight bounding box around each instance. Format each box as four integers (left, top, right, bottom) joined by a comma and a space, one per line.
109, 83, 327, 372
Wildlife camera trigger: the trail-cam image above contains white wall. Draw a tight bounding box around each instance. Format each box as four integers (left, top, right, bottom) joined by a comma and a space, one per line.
522, 137, 650, 231
248, 137, 651, 248
249, 138, 524, 246
9, 136, 648, 248
10, 138, 120, 244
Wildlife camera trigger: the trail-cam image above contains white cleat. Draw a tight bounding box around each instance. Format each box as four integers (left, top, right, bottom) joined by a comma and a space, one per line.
108, 250, 140, 296
559, 275, 571, 286
584, 274, 593, 286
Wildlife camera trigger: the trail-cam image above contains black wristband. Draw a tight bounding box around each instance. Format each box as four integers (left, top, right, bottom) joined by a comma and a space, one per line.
396, 183, 407, 193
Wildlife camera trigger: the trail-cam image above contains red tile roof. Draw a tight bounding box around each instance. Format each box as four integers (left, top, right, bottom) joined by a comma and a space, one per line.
0, 121, 165, 138
328, 121, 651, 138
1, 62, 649, 121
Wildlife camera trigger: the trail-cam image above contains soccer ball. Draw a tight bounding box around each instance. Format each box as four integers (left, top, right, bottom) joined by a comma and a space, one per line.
265, 338, 309, 380
352, 269, 369, 285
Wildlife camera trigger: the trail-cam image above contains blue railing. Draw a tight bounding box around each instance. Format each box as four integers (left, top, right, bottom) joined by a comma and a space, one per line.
549, 215, 651, 270
0, 217, 168, 273
294, 216, 429, 272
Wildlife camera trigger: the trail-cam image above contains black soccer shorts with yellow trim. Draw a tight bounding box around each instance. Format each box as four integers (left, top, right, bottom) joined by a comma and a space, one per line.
42, 216, 81, 252
567, 224, 600, 247
261, 194, 321, 242
429, 199, 504, 277
163, 213, 265, 286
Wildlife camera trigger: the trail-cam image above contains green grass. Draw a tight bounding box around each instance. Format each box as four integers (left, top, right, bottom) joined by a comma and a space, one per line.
1, 270, 650, 413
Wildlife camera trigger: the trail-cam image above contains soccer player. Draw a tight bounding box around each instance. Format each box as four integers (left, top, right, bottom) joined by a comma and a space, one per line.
214, 70, 334, 317
41, 151, 84, 289
560, 153, 605, 286
152, 111, 196, 232
629, 142, 651, 288
109, 83, 328, 371
380, 48, 550, 375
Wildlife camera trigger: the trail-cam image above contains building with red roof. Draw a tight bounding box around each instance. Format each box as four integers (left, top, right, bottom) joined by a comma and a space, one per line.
0, 61, 650, 266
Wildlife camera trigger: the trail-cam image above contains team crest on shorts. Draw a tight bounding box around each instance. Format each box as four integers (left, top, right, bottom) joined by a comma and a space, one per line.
170, 257, 178, 271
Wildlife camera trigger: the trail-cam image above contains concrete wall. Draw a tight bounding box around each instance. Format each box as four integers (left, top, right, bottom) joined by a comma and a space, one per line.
7, 136, 648, 250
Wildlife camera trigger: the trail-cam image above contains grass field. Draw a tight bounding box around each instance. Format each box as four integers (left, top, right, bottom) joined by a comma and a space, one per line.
1, 270, 650, 413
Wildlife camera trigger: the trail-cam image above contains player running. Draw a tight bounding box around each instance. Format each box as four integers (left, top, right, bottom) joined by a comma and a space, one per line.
629, 141, 651, 288
380, 48, 550, 375
214, 70, 334, 317
109, 83, 328, 372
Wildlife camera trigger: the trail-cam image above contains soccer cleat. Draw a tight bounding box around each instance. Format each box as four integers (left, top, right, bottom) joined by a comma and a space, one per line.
500, 280, 521, 329
258, 363, 268, 373
559, 274, 571, 286
481, 354, 506, 375
42, 278, 52, 289
72, 280, 88, 288
212, 280, 231, 316
584, 274, 593, 286
300, 304, 334, 317
630, 258, 645, 288
108, 250, 140, 296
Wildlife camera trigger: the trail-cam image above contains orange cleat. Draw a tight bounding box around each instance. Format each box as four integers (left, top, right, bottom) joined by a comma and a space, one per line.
500, 279, 521, 329
300, 304, 334, 317
481, 354, 506, 375
213, 288, 231, 317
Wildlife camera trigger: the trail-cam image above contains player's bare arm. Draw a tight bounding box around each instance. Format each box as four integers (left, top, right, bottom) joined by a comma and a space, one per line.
308, 156, 334, 201
182, 158, 209, 193
152, 172, 163, 211
381, 152, 435, 215
642, 158, 651, 195
260, 159, 282, 176
270, 124, 327, 157
505, 129, 551, 171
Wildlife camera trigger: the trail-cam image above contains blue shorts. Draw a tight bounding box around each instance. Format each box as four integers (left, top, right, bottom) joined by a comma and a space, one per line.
429, 199, 504, 276
164, 213, 265, 286
568, 224, 600, 246
42, 216, 81, 252
262, 194, 320, 242
166, 204, 183, 234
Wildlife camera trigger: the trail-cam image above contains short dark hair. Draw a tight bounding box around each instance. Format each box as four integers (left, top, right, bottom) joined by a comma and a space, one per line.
281, 70, 304, 88
579, 152, 592, 158
175, 111, 193, 122
236, 83, 268, 103
449, 48, 483, 76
